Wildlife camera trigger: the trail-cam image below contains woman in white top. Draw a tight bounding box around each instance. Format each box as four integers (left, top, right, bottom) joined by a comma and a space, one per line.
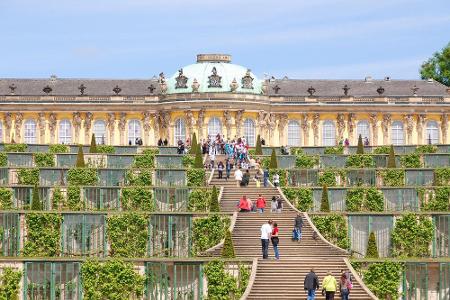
234, 168, 243, 187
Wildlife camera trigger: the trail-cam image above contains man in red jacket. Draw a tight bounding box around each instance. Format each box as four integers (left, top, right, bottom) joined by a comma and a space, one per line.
256, 194, 266, 213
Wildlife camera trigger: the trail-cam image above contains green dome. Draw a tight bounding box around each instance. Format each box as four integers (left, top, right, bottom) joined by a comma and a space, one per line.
167, 54, 262, 94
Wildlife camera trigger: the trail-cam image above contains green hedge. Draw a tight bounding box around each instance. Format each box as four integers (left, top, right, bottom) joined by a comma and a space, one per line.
345, 154, 375, 168
0, 267, 22, 299
67, 168, 98, 185
311, 214, 349, 249
362, 262, 404, 299
281, 187, 313, 211
121, 187, 154, 211
295, 153, 319, 168
107, 213, 148, 257
324, 145, 344, 154
400, 153, 422, 168
434, 167, 450, 186
204, 260, 249, 299
346, 187, 384, 212
188, 188, 213, 212
192, 214, 229, 255
96, 145, 116, 154
373, 146, 390, 154
34, 153, 55, 167
17, 168, 39, 185
187, 168, 206, 187
133, 149, 157, 168
379, 169, 405, 186
421, 186, 450, 211
391, 213, 433, 257
23, 213, 62, 257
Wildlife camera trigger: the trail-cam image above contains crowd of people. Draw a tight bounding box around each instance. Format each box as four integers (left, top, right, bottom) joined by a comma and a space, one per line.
304, 268, 353, 300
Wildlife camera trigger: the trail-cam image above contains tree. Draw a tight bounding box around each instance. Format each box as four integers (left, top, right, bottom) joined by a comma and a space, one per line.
356, 134, 364, 154
190, 133, 198, 154
320, 185, 330, 212
366, 232, 379, 258
209, 185, 220, 212
31, 184, 43, 210
269, 149, 278, 169
221, 230, 235, 258
420, 42, 450, 86
255, 135, 263, 155
76, 145, 85, 168
193, 145, 203, 168
387, 145, 396, 168
89, 134, 97, 153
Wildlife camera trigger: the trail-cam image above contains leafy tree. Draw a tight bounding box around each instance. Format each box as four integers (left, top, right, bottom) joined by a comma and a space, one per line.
89, 134, 97, 153
320, 185, 330, 212
194, 146, 203, 168
387, 145, 396, 168
31, 185, 43, 210
269, 149, 278, 169
221, 230, 235, 258
255, 134, 263, 155
366, 232, 379, 258
75, 145, 85, 168
209, 185, 220, 212
356, 134, 364, 154
420, 42, 450, 86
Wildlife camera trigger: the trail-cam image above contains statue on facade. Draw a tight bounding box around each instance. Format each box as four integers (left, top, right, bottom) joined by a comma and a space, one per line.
268, 113, 277, 142
261, 80, 268, 95
151, 112, 160, 143
223, 110, 233, 137
381, 113, 391, 144
4, 113, 12, 142
241, 69, 254, 89
230, 78, 239, 92
38, 113, 46, 143
404, 114, 414, 143
14, 113, 23, 140
118, 112, 127, 145
107, 113, 115, 144
337, 113, 345, 140
416, 114, 426, 144
312, 113, 320, 146
158, 72, 167, 95
49, 113, 57, 143
301, 113, 309, 143
197, 109, 205, 137
175, 69, 188, 89
84, 112, 93, 143
235, 110, 244, 137
191, 79, 200, 93
369, 113, 378, 145
347, 113, 355, 141
441, 113, 448, 144
73, 112, 82, 143
277, 113, 288, 143
185, 110, 195, 135
142, 111, 151, 132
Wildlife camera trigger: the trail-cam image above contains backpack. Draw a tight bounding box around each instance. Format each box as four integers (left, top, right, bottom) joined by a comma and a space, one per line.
347, 280, 353, 290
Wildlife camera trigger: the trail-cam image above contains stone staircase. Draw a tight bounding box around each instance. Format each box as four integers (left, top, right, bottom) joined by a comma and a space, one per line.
208, 161, 376, 299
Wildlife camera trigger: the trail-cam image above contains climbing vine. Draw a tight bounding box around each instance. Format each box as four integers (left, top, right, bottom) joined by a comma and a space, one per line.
379, 169, 405, 186
125, 169, 152, 186
49, 144, 69, 153
188, 188, 212, 212
23, 213, 62, 257
67, 186, 83, 210
17, 168, 39, 185
133, 149, 157, 168
204, 260, 250, 300
121, 187, 154, 211
0, 153, 7, 167
373, 146, 390, 154
182, 155, 195, 168
324, 145, 344, 154
0, 187, 13, 209
51, 187, 64, 210
391, 213, 433, 257
81, 259, 145, 300
318, 170, 338, 186
346, 187, 384, 212
311, 214, 349, 249
345, 154, 375, 168
4, 144, 27, 152
107, 213, 148, 257
400, 153, 422, 168
421, 186, 450, 211
0, 267, 22, 299
281, 187, 313, 211
34, 153, 55, 167
363, 261, 404, 300
434, 167, 450, 186
67, 168, 98, 185
415, 145, 437, 153
187, 168, 206, 186
269, 169, 287, 186
96, 145, 116, 154
192, 214, 229, 255
295, 153, 319, 168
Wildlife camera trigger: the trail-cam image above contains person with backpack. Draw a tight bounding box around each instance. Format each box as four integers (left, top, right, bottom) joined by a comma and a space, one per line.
339, 272, 352, 300
276, 196, 283, 213
293, 213, 303, 242
304, 268, 320, 300
322, 271, 337, 300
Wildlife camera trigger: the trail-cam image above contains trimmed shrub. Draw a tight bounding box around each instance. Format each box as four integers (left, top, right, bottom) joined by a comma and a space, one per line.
346, 154, 375, 168
192, 215, 230, 255
269, 149, 278, 169
194, 148, 203, 168
295, 153, 319, 168
190, 133, 198, 154
51, 187, 64, 210
125, 169, 152, 186
387, 145, 396, 168
107, 213, 148, 257
75, 145, 85, 167
366, 232, 379, 258
282, 187, 313, 211
188, 189, 212, 212
380, 169, 404, 186
320, 185, 330, 212
23, 213, 62, 257
373, 145, 390, 154
255, 135, 262, 155
0, 267, 22, 299
89, 134, 97, 153
434, 167, 450, 186
356, 134, 364, 154
422, 186, 450, 211
187, 168, 206, 186
311, 214, 349, 249
121, 187, 154, 211
221, 230, 235, 258
210, 185, 220, 212
67, 186, 82, 210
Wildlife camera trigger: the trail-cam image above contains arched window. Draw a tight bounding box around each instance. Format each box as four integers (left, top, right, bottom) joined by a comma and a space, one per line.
243, 119, 256, 146
322, 120, 336, 146
391, 121, 404, 145
425, 121, 439, 144
58, 120, 72, 144
174, 119, 186, 144
93, 120, 106, 144
356, 120, 370, 142
208, 117, 222, 138
24, 119, 37, 144
287, 120, 301, 146
128, 119, 142, 145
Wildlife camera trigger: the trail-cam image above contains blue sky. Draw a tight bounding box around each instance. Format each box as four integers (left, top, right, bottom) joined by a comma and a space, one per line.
0, 0, 449, 79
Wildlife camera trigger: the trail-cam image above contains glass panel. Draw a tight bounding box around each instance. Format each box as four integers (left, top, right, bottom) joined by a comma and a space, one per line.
349, 215, 369, 258
7, 153, 34, 167
322, 121, 336, 146
382, 188, 419, 211
207, 117, 222, 138
288, 169, 318, 186
98, 169, 125, 186
62, 214, 105, 257
424, 154, 450, 168
24, 119, 37, 144
0, 213, 20, 256
155, 156, 184, 169
128, 119, 142, 146
391, 121, 404, 145
404, 263, 428, 300
174, 119, 186, 145
434, 215, 449, 258
405, 170, 434, 186
425, 121, 439, 144
154, 170, 186, 187
107, 155, 134, 168
243, 119, 256, 147
58, 120, 72, 144
287, 120, 301, 147
93, 120, 106, 144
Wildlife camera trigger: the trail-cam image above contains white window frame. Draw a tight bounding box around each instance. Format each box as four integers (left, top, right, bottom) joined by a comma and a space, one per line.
356, 120, 370, 141
287, 120, 301, 146
208, 117, 222, 138
174, 118, 186, 145
93, 120, 106, 144
243, 118, 256, 146
128, 119, 142, 145
425, 121, 439, 144
24, 119, 37, 144
391, 121, 404, 145
322, 120, 336, 146
58, 119, 72, 144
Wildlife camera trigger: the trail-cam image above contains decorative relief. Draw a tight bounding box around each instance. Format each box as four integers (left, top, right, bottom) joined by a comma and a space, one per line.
107, 113, 115, 144
49, 113, 57, 143
191, 79, 200, 93
175, 69, 188, 89
208, 67, 222, 88
230, 78, 239, 92
337, 113, 345, 140
277, 113, 288, 142
185, 110, 195, 134
347, 113, 356, 140
312, 113, 320, 146
197, 109, 205, 130
241, 69, 254, 89
416, 114, 426, 143
382, 113, 392, 144
4, 113, 12, 142
301, 113, 310, 143
142, 111, 152, 132
14, 113, 23, 140
235, 110, 244, 137
369, 113, 378, 144
441, 113, 448, 144
73, 112, 82, 142
158, 73, 167, 94
404, 114, 414, 143
223, 111, 233, 136
268, 113, 276, 141
151, 112, 160, 142
118, 113, 127, 145
38, 113, 46, 143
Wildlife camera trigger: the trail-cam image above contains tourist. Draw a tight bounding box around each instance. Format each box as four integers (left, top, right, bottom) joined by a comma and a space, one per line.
364, 137, 369, 146
157, 138, 163, 146
225, 159, 232, 180
163, 138, 168, 146
293, 213, 303, 242
271, 222, 280, 259
304, 268, 320, 300
217, 161, 224, 179
260, 220, 273, 259
256, 194, 266, 213
273, 173, 280, 187
241, 170, 250, 187
276, 196, 283, 213
237, 195, 251, 212
271, 196, 278, 212
210, 152, 216, 169
263, 169, 269, 187
261, 138, 266, 146
234, 168, 243, 187
340, 269, 352, 284
322, 271, 337, 300
339, 272, 351, 300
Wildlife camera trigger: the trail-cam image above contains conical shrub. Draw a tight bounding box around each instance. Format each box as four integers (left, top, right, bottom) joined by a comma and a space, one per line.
357, 134, 364, 154
366, 232, 379, 258
193, 145, 203, 168
209, 185, 220, 212
255, 134, 263, 155
320, 185, 330, 212
75, 145, 85, 168
387, 145, 396, 168
269, 148, 278, 169
89, 134, 97, 153
31, 184, 43, 210
190, 133, 198, 154
221, 230, 236, 258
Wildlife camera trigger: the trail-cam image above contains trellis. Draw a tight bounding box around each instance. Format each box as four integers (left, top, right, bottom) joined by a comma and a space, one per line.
287, 169, 318, 186
40, 169, 67, 186
106, 155, 134, 168
277, 156, 296, 169
433, 215, 449, 257
98, 169, 125, 186
7, 153, 34, 167
346, 169, 376, 186
83, 187, 121, 210
0, 213, 20, 256
403, 262, 428, 300
0, 168, 8, 185
154, 170, 186, 186
153, 188, 189, 211
156, 155, 184, 169
312, 188, 346, 211
439, 263, 450, 300
405, 170, 434, 186
424, 154, 450, 168
56, 154, 76, 168
13, 187, 50, 209
382, 188, 419, 211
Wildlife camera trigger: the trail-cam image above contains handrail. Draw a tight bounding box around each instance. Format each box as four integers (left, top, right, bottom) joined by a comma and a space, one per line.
203, 211, 238, 255
218, 186, 224, 203
276, 187, 348, 255
207, 168, 215, 185
240, 258, 258, 300
343, 257, 379, 300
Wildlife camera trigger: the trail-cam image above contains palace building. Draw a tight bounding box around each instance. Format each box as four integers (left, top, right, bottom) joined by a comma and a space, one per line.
0, 53, 449, 147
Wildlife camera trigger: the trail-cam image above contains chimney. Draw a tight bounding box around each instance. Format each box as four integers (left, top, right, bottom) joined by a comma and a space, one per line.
364, 76, 372, 82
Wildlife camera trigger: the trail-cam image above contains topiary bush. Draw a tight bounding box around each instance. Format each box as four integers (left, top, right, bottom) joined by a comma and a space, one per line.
255, 134, 263, 155
31, 185, 42, 210
107, 213, 148, 257
49, 144, 69, 153
345, 154, 375, 168
67, 168, 98, 185
192, 214, 229, 255
311, 214, 349, 249
0, 188, 13, 209
210, 185, 220, 212
34, 153, 55, 167
96, 145, 115, 153
365, 232, 379, 258
281, 187, 313, 211
221, 230, 235, 258
391, 213, 433, 257
363, 262, 404, 299
121, 187, 154, 211
0, 153, 7, 167
17, 168, 39, 185
190, 133, 198, 154
66, 186, 82, 210
182, 155, 195, 168
4, 144, 27, 152
380, 169, 405, 186
387, 145, 396, 168
356, 134, 364, 154
320, 185, 330, 212
51, 187, 64, 210
187, 168, 206, 186
23, 213, 62, 257
0, 267, 22, 300
75, 145, 85, 167
400, 153, 422, 168
318, 170, 338, 187
89, 134, 97, 153
193, 148, 203, 168
269, 149, 278, 169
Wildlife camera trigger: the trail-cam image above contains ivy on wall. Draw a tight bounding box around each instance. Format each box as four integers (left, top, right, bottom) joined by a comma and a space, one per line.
434, 167, 450, 186
49, 144, 70, 153
269, 169, 287, 186
192, 214, 229, 255
362, 261, 404, 300
415, 145, 437, 154
391, 213, 433, 257
345, 154, 375, 168
281, 187, 313, 211
107, 213, 148, 257
295, 153, 319, 168
400, 153, 422, 168
17, 168, 39, 185
311, 214, 349, 249
0, 267, 22, 299
379, 169, 405, 186
4, 144, 27, 152
0, 153, 7, 167
51, 187, 64, 210
182, 155, 195, 168
204, 260, 250, 300
187, 168, 206, 187
421, 186, 450, 211
133, 149, 158, 168
318, 170, 338, 187
188, 188, 212, 212
0, 187, 13, 209
23, 213, 62, 257
96, 145, 116, 154
121, 187, 154, 211
67, 168, 98, 185
125, 169, 152, 186
81, 259, 145, 300
34, 153, 55, 167
373, 146, 390, 154
346, 187, 384, 212
324, 146, 344, 154
67, 186, 83, 210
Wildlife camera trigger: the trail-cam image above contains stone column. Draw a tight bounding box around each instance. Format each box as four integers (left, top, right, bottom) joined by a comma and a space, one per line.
369, 113, 379, 146
118, 113, 126, 145
73, 112, 82, 144
142, 111, 151, 146
38, 113, 46, 143
84, 112, 93, 144
49, 113, 57, 144
197, 109, 205, 140
235, 110, 244, 138
441, 113, 448, 144
404, 114, 414, 145
416, 114, 426, 145
312, 113, 320, 146
151, 112, 160, 145
382, 113, 391, 145
347, 113, 356, 142
14, 113, 23, 142
268, 113, 277, 145
301, 113, 310, 146
223, 110, 233, 139
277, 113, 288, 146
336, 113, 345, 142
4, 113, 12, 143
106, 113, 115, 145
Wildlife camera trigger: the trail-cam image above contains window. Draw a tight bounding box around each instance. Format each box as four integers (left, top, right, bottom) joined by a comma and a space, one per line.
24, 119, 37, 144
287, 120, 301, 146
425, 121, 439, 144
58, 120, 72, 144
356, 121, 370, 141
243, 119, 256, 146
391, 121, 404, 145
174, 119, 186, 144
0, 122, 2, 142
128, 119, 142, 145
322, 120, 336, 146
208, 117, 222, 137
93, 120, 106, 144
